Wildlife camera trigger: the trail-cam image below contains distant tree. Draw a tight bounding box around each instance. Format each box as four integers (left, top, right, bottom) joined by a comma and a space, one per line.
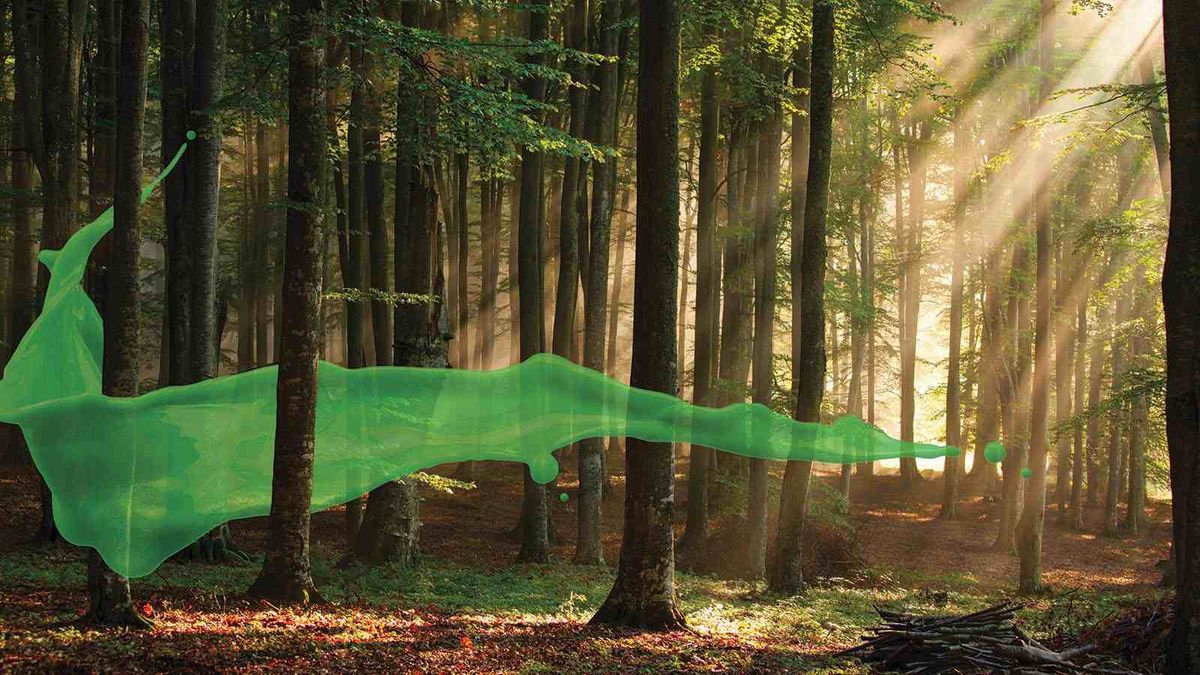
247, 0, 327, 604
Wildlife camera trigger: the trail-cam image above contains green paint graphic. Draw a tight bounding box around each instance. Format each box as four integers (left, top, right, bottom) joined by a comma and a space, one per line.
0, 139, 995, 579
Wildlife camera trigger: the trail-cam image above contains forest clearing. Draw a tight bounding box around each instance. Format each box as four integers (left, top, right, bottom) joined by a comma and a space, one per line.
2, 0, 1199, 671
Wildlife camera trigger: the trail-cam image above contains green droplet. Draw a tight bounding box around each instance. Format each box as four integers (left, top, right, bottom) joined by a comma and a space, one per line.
186, 130, 197, 141
559, 492, 569, 503
1020, 467, 1032, 479
984, 441, 1006, 465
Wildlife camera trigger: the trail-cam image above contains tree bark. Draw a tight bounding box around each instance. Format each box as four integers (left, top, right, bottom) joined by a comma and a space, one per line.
574, 0, 621, 567
247, 0, 327, 604
748, 108, 782, 579
770, 0, 831, 594
1163, 1, 1200, 667
86, 0, 154, 629
942, 109, 967, 519
1070, 290, 1087, 528
187, 0, 224, 382
516, 0, 551, 565
590, 0, 686, 630
1104, 285, 1132, 536
679, 20, 720, 560
900, 118, 931, 488
1015, 0, 1055, 594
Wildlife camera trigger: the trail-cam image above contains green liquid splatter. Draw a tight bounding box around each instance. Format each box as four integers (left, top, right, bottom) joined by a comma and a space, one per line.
984, 441, 1006, 465
0, 138, 998, 579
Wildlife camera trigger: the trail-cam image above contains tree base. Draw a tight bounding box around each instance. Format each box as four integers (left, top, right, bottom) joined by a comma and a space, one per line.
246, 573, 327, 605
589, 597, 688, 631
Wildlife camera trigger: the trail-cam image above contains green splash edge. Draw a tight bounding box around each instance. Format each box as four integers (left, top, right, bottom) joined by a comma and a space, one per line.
0, 139, 982, 579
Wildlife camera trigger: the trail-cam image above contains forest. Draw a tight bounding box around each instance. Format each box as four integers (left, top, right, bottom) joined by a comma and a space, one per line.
0, 0, 1198, 671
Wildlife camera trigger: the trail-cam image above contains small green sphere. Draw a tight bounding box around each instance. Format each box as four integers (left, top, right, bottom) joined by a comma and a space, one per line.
559, 492, 569, 503
1020, 467, 1033, 479
186, 130, 197, 141
984, 441, 1006, 465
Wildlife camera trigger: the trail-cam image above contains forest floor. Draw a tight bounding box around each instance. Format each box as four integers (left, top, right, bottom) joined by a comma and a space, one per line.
0, 458, 1171, 673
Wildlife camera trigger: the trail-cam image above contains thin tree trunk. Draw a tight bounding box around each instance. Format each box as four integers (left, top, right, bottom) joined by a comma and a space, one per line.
604, 190, 631, 479
1104, 284, 1132, 536
1015, 0, 1055, 595
1085, 298, 1107, 506
679, 24, 719, 558
749, 108, 782, 579
900, 119, 931, 488
1126, 267, 1150, 534
1070, 291, 1087, 528
574, 0, 620, 567
942, 109, 967, 519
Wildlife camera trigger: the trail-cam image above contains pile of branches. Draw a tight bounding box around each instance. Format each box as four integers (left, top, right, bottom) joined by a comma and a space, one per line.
1076, 597, 1173, 673
841, 602, 1111, 673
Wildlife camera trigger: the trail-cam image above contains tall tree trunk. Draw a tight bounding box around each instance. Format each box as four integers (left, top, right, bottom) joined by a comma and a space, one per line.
971, 246, 1004, 485
1084, 298, 1107, 506
348, 0, 426, 568
604, 190, 631, 475
679, 22, 719, 558
995, 232, 1031, 553
90, 0, 119, 218
247, 0, 327, 604
1054, 243, 1074, 519
1070, 290, 1087, 528
899, 119, 931, 488
87, 0, 153, 628
515, 0, 551, 564
708, 120, 754, 513
188, 0, 225, 383
238, 120, 257, 373
574, 0, 621, 567
13, 0, 87, 542
1162, 1, 1200, 667
942, 109, 967, 519
6, 81, 36, 467
553, 0, 587, 364
161, 0, 194, 387
590, 0, 686, 629
749, 108, 782, 579
1015, 0, 1055, 594
365, 51, 391, 372
770, 0, 831, 594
